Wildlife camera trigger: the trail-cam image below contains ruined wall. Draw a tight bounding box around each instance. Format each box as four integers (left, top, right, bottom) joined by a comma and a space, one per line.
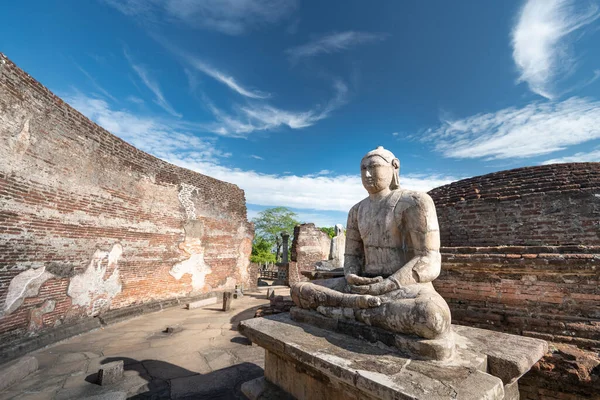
0, 54, 253, 349
429, 163, 600, 346
429, 163, 600, 399
288, 224, 331, 285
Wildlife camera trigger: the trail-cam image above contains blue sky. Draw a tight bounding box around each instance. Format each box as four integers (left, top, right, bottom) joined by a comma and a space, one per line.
2, 0, 600, 227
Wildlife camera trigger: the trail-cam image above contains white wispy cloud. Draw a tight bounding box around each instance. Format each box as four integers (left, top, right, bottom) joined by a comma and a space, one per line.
127, 95, 145, 105
103, 0, 297, 35
74, 63, 118, 103
65, 92, 226, 162
423, 97, 600, 159
542, 148, 600, 164
123, 49, 182, 118
186, 56, 270, 99
65, 92, 457, 212
204, 79, 349, 136
286, 31, 387, 62
512, 0, 600, 99
250, 155, 264, 160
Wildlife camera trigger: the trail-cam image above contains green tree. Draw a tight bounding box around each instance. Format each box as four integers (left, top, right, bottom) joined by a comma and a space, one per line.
319, 226, 336, 238
252, 207, 299, 262
250, 237, 276, 264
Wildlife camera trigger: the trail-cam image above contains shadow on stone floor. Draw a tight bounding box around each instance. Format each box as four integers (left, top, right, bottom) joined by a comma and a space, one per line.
88, 357, 263, 399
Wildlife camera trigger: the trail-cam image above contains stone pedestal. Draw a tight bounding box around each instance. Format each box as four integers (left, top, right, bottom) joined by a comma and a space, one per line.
239, 313, 547, 400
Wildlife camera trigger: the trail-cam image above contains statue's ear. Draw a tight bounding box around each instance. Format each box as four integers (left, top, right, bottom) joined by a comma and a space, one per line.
391, 158, 400, 169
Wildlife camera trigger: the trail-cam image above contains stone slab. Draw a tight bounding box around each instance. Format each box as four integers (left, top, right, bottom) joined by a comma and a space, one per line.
186, 296, 217, 309
0, 356, 38, 391
97, 360, 124, 386
291, 307, 455, 361
240, 313, 502, 400
453, 325, 548, 384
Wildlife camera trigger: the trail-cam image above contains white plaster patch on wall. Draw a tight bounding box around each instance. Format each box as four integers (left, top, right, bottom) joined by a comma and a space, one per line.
178, 183, 199, 220
1, 267, 54, 317
67, 243, 123, 316
223, 276, 237, 290
169, 246, 212, 292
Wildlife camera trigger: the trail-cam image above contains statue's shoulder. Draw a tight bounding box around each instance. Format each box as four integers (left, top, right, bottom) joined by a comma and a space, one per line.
350, 197, 369, 212
394, 189, 436, 210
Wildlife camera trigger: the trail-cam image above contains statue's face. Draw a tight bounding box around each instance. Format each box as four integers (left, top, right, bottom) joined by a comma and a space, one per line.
361, 156, 394, 194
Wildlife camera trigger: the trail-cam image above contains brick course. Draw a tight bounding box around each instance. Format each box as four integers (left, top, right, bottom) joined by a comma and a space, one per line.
0, 53, 253, 349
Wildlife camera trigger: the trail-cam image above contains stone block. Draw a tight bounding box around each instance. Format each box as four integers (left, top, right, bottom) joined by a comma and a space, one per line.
223, 292, 232, 311
186, 296, 217, 309
240, 313, 508, 400
0, 356, 38, 391
97, 360, 124, 386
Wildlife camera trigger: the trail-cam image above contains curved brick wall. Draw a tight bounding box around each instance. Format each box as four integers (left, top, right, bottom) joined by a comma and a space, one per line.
429, 164, 600, 398
429, 163, 600, 346
0, 54, 253, 359
430, 163, 600, 247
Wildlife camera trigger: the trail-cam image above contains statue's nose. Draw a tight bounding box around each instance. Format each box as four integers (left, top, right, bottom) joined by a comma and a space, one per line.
364, 170, 372, 178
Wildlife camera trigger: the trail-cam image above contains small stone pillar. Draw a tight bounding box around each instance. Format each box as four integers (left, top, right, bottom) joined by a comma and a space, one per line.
222, 292, 232, 311
281, 233, 290, 264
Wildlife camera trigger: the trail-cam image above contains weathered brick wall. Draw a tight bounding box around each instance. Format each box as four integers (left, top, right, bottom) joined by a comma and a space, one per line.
288, 223, 331, 285
0, 54, 253, 347
429, 163, 600, 399
429, 164, 600, 345
430, 163, 600, 247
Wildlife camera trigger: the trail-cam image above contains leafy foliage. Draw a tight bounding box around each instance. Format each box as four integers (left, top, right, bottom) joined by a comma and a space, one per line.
250, 237, 276, 264
252, 207, 300, 262
319, 226, 336, 238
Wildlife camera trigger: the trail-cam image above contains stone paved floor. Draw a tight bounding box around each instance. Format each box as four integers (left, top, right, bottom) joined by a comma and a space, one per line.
0, 289, 289, 400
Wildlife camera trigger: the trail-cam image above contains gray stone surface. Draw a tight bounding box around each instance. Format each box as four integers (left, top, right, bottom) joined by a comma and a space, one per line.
0, 356, 38, 391
98, 360, 124, 386
240, 313, 505, 400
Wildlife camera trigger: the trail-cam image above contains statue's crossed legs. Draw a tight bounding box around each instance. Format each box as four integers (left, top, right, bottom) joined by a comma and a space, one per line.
291, 278, 451, 339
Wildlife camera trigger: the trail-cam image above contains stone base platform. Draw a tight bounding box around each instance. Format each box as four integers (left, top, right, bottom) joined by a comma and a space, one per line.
239, 313, 547, 400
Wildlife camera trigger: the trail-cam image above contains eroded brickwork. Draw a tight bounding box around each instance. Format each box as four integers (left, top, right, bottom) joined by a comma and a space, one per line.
0, 54, 253, 347
288, 223, 331, 285
429, 164, 600, 399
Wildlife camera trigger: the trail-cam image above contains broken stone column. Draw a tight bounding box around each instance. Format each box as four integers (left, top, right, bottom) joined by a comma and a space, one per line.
281, 233, 290, 264
98, 360, 124, 386
329, 224, 346, 268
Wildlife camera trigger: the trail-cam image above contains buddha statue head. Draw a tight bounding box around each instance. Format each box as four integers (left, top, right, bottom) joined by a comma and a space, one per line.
360, 146, 400, 194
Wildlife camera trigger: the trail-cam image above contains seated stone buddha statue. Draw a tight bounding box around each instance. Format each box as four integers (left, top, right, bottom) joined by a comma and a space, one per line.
291, 146, 452, 341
